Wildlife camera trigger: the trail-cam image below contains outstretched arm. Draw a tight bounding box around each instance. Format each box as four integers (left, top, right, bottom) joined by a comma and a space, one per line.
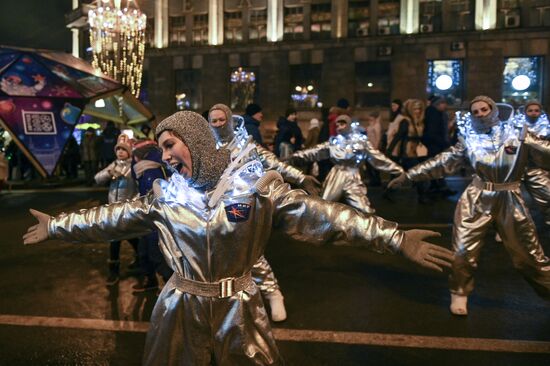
259, 172, 453, 272
388, 141, 467, 189
525, 130, 550, 171
23, 194, 158, 245
256, 144, 306, 185
365, 140, 404, 175
288, 141, 331, 164
256, 144, 321, 195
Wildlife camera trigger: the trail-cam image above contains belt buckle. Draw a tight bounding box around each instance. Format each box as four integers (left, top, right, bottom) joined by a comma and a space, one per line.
219, 277, 236, 298
485, 181, 494, 191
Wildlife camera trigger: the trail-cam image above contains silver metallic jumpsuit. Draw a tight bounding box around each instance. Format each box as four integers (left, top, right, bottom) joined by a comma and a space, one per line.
515, 112, 550, 227
290, 127, 404, 214
213, 110, 309, 296
48, 160, 404, 365
405, 114, 550, 299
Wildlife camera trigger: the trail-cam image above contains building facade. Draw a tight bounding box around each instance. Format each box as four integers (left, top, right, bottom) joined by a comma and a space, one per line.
67, 0, 550, 128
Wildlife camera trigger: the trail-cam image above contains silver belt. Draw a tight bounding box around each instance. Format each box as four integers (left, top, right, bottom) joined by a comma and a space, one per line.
472, 175, 520, 191
172, 271, 253, 298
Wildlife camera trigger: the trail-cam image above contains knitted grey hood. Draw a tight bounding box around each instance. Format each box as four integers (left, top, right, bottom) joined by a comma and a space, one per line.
155, 111, 231, 190
470, 95, 500, 133
209, 103, 234, 144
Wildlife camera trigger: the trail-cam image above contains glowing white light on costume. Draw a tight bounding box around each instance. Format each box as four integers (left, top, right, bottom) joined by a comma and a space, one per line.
435, 75, 453, 90
295, 86, 302, 92
317, 102, 323, 108
367, 82, 373, 87
94, 99, 106, 108
512, 75, 531, 91
307, 85, 314, 91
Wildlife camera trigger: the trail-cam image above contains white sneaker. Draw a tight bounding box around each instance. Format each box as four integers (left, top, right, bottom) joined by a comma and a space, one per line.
450, 294, 468, 316
495, 233, 502, 242
267, 289, 287, 322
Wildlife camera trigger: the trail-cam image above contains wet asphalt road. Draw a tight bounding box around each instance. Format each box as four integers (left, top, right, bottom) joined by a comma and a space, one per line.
0, 178, 549, 365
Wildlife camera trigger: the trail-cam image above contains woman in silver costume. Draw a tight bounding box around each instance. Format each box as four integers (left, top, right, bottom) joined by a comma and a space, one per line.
285, 114, 404, 214
388, 95, 550, 316
209, 103, 302, 322
24, 111, 453, 366
515, 100, 550, 227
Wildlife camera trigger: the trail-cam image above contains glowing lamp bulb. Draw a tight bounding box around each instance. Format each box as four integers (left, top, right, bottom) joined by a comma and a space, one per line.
511, 75, 530, 91
435, 75, 453, 91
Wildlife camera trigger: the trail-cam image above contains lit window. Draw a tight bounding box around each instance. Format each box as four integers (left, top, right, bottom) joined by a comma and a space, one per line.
502, 57, 543, 107
284, 5, 304, 40
349, 0, 370, 38
427, 60, 463, 106
224, 9, 243, 43
378, 0, 400, 35
290, 65, 322, 109
419, 0, 442, 33
230, 67, 258, 111
311, 2, 331, 39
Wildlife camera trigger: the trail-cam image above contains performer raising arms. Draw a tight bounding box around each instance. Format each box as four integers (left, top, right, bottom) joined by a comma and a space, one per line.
389, 96, 550, 316
24, 111, 452, 366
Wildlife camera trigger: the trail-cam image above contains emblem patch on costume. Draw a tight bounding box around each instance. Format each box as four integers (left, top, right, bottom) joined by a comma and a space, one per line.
504, 145, 518, 154
225, 203, 251, 222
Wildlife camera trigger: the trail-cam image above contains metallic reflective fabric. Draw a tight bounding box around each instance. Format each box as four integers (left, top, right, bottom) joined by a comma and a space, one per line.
520, 113, 550, 226
407, 120, 550, 299
292, 134, 403, 214
524, 167, 550, 226
216, 128, 287, 296
48, 170, 403, 365
252, 256, 279, 294
256, 145, 305, 185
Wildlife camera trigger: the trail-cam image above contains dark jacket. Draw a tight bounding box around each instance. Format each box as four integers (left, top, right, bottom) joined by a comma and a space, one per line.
243, 115, 263, 145
274, 117, 304, 156
422, 105, 450, 156
131, 147, 168, 196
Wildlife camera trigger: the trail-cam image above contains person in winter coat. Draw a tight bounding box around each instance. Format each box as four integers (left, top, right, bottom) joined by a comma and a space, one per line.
304, 118, 320, 149
386, 99, 430, 203
243, 103, 264, 145
94, 135, 139, 285
131, 141, 173, 292
422, 96, 454, 197
274, 108, 303, 158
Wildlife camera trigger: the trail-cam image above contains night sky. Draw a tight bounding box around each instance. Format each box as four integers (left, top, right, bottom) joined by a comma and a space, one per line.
0, 0, 73, 52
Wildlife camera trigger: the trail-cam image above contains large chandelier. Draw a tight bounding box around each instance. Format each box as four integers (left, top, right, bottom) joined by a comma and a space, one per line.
88, 0, 146, 97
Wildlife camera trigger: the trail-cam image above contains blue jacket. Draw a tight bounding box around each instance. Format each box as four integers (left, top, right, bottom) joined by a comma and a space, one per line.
131, 148, 169, 196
